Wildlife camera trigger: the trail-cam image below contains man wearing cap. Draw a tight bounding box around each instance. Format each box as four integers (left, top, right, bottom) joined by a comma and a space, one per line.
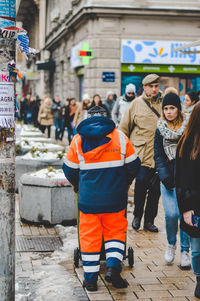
112, 83, 136, 126
119, 74, 163, 232
63, 105, 141, 291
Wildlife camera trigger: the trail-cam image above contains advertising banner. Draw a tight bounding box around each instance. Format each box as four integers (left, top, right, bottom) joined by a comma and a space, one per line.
121, 40, 200, 65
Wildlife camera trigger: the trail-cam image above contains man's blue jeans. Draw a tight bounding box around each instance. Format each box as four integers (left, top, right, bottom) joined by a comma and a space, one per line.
161, 183, 190, 253
54, 118, 64, 140
190, 237, 200, 276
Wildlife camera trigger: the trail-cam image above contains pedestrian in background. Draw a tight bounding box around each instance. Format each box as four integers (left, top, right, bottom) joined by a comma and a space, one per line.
154, 92, 190, 268
90, 94, 109, 117
21, 93, 31, 124
63, 105, 141, 291
119, 74, 163, 232
74, 93, 91, 127
37, 97, 54, 138
182, 91, 199, 118
164, 87, 178, 95
176, 101, 200, 298
64, 97, 78, 144
24, 95, 38, 125
18, 96, 26, 122
51, 95, 65, 140
112, 83, 136, 126
104, 91, 115, 118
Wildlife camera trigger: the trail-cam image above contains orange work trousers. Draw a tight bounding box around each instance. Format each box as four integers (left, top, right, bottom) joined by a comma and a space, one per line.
79, 209, 128, 282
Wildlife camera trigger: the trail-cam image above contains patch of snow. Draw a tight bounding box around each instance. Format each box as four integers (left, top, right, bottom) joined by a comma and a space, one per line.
19, 141, 64, 152
32, 266, 78, 301
21, 124, 42, 132
20, 150, 64, 162
30, 226, 78, 301
30, 168, 66, 179
17, 137, 54, 144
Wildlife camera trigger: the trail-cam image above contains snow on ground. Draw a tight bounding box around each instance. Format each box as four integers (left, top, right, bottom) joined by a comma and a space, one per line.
32, 226, 78, 301
16, 226, 79, 301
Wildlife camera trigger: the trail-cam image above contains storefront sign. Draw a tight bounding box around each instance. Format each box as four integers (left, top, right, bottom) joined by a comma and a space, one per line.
0, 82, 14, 127
121, 63, 200, 74
121, 40, 200, 65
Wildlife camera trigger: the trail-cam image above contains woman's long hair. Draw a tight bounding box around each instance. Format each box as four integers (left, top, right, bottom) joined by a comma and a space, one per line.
91, 94, 103, 106
178, 101, 200, 160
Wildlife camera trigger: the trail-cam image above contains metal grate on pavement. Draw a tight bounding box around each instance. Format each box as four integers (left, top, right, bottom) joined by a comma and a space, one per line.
16, 236, 63, 252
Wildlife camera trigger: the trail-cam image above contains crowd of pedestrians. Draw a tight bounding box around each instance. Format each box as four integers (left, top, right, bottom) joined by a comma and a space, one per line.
18, 75, 200, 297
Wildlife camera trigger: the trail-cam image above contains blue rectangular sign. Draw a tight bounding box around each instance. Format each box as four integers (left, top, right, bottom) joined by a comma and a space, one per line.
102, 72, 115, 82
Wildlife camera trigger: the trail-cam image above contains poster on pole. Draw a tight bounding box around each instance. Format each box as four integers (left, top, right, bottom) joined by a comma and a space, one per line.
0, 82, 14, 128
0, 0, 16, 19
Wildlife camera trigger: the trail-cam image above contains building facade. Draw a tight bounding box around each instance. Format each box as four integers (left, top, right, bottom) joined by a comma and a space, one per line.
17, 0, 200, 101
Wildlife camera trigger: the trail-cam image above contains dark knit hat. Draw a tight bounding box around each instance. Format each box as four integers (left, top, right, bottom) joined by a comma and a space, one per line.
87, 105, 107, 117
162, 92, 181, 111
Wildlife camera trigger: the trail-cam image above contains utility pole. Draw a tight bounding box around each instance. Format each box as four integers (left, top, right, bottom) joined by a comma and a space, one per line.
0, 1, 16, 300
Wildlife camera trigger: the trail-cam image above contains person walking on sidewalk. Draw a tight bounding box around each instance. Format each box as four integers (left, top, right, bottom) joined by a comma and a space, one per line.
112, 83, 136, 126
62, 106, 141, 292
119, 74, 163, 232
104, 91, 115, 119
90, 94, 109, 117
154, 92, 191, 268
176, 101, 200, 298
51, 96, 65, 140
37, 97, 54, 138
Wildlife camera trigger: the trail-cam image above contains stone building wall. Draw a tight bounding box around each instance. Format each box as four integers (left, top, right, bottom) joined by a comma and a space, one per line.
17, 0, 200, 100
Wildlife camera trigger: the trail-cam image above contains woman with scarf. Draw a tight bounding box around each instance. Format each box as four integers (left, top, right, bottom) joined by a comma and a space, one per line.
176, 102, 200, 298
154, 92, 191, 268
182, 91, 199, 118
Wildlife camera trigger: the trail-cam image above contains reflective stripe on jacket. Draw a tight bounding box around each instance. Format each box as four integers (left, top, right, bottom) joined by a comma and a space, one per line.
63, 127, 140, 213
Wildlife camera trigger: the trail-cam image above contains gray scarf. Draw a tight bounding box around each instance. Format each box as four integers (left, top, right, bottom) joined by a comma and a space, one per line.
157, 117, 188, 160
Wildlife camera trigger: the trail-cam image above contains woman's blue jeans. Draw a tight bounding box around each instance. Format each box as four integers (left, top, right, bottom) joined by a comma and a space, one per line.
161, 183, 190, 253
190, 237, 200, 276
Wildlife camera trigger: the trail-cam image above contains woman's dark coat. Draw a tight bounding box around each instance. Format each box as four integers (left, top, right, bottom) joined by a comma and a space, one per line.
176, 140, 200, 238
154, 128, 175, 189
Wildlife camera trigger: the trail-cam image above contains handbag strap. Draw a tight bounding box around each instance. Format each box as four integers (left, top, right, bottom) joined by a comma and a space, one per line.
142, 98, 161, 118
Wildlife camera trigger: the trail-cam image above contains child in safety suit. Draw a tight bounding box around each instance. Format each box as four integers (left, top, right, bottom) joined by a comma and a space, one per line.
62, 105, 141, 291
